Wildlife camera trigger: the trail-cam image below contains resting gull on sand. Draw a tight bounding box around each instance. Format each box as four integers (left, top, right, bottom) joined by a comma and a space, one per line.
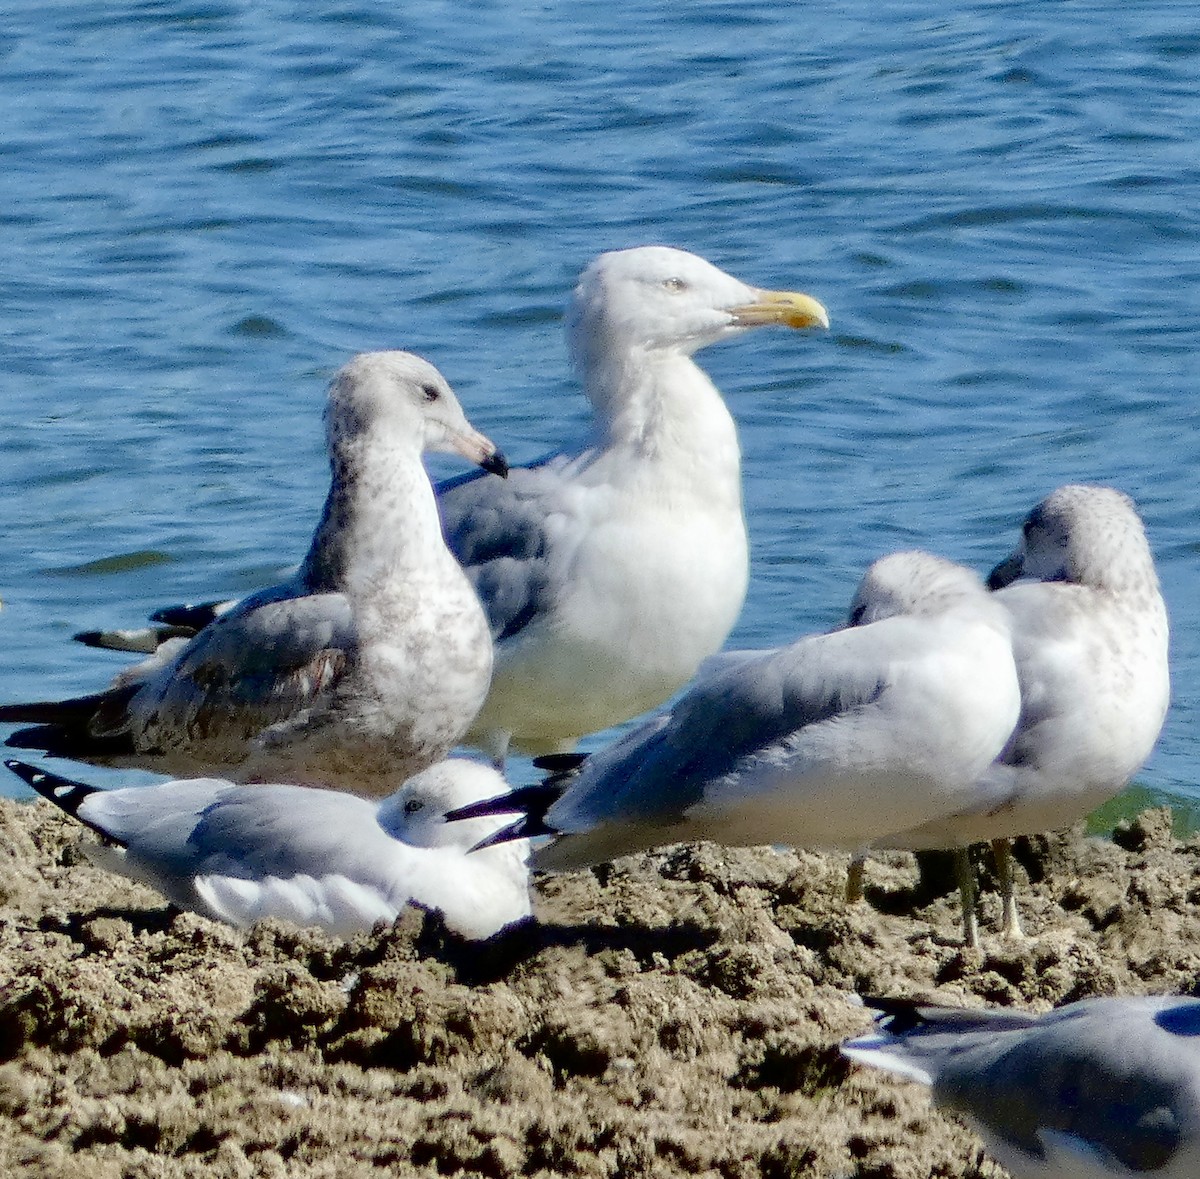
74, 246, 829, 764
0, 351, 507, 792
6, 758, 530, 941
867, 485, 1170, 945
843, 995, 1200, 1179
450, 550, 1021, 874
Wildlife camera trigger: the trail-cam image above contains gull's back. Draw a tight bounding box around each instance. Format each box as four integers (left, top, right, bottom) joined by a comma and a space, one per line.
844, 996, 1200, 1179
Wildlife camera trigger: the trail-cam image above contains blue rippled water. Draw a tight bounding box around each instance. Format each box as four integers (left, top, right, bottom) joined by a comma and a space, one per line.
1, 1, 1197, 814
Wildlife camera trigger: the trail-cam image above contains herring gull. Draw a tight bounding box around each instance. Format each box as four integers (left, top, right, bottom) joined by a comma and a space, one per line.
6, 757, 530, 941
451, 550, 1020, 873
870, 485, 1170, 944
73, 246, 830, 764
843, 995, 1200, 1179
0, 351, 508, 792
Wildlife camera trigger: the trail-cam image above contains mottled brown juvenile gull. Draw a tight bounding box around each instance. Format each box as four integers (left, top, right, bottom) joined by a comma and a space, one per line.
74, 246, 829, 764
871, 485, 1170, 944
7, 758, 530, 940
1, 351, 508, 792
843, 995, 1200, 1179
452, 551, 1020, 873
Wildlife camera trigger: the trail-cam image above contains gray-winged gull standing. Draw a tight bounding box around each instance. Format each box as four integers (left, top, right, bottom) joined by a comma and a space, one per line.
6, 757, 530, 941
0, 351, 508, 792
73, 246, 830, 765
450, 550, 1021, 874
869, 485, 1170, 945
842, 994, 1200, 1179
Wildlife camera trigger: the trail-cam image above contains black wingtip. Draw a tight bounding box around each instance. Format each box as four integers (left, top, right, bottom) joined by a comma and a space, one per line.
531, 752, 589, 774
4, 758, 101, 816
4, 722, 137, 760
149, 600, 225, 630
446, 793, 524, 823
859, 996, 927, 1031
4, 758, 46, 789
469, 815, 556, 853
532, 752, 590, 789
446, 781, 566, 824
4, 724, 59, 749
73, 624, 194, 652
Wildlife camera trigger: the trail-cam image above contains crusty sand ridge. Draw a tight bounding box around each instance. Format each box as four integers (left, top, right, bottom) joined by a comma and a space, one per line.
1, 797, 1197, 1178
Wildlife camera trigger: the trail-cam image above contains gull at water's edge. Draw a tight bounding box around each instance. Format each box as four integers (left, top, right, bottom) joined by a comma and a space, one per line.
70, 246, 829, 768
0, 351, 507, 794
443, 245, 828, 763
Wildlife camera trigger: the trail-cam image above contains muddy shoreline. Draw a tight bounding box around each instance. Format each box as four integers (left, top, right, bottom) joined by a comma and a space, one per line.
1, 796, 1197, 1178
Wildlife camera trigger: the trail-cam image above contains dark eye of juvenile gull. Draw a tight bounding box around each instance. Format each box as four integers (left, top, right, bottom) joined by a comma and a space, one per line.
404, 798, 423, 814
421, 384, 440, 402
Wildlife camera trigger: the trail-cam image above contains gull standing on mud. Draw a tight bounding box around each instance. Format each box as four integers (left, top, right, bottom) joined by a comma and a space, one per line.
452, 550, 1021, 872
872, 485, 1170, 943
7, 758, 530, 941
75, 246, 829, 764
0, 352, 508, 793
843, 995, 1200, 1179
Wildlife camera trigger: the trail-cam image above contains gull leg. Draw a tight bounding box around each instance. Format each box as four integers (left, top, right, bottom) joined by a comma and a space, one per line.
992, 837, 1025, 940
955, 846, 980, 950
487, 731, 512, 773
846, 851, 867, 903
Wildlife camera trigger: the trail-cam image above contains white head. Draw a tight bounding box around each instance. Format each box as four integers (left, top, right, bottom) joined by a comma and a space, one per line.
565, 246, 828, 414
376, 759, 517, 850
326, 350, 507, 475
847, 550, 991, 627
987, 484, 1157, 594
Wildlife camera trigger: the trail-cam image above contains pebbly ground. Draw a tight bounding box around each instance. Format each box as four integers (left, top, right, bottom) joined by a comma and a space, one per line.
1, 795, 1198, 1179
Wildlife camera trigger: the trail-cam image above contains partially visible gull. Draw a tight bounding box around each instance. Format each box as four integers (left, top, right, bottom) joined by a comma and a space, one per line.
842, 995, 1200, 1179
0, 351, 508, 792
871, 485, 1170, 944
74, 246, 830, 763
6, 757, 530, 940
451, 550, 1020, 873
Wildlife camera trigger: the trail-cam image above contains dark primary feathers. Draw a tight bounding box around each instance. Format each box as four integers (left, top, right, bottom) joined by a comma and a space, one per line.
4, 759, 113, 840
0, 685, 141, 758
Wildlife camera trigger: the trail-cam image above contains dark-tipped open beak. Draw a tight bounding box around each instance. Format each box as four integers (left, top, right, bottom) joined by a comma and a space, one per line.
986, 552, 1024, 591
480, 450, 509, 479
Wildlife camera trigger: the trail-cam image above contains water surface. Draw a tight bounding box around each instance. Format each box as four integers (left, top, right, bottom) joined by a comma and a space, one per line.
1, 1, 1196, 814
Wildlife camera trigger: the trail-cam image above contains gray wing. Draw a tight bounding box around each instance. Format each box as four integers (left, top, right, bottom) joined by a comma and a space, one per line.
548, 630, 888, 833
77, 778, 239, 863
437, 453, 575, 643
130, 584, 357, 755
940, 998, 1200, 1172
184, 784, 387, 879
848, 997, 1200, 1174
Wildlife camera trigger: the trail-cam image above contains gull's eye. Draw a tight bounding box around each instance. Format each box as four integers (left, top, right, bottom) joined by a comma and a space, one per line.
404, 797, 423, 815
662, 276, 688, 293
421, 384, 440, 403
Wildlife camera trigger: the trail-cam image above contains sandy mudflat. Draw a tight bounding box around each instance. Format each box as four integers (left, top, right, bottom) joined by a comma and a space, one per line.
0, 795, 1198, 1179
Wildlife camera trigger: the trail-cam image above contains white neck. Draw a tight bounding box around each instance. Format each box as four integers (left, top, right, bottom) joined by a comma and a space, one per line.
586, 348, 742, 501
